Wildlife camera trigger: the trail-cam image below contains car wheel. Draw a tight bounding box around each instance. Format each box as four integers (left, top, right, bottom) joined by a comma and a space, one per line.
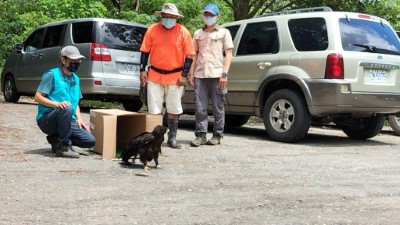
225, 115, 250, 127
341, 114, 384, 140
388, 115, 400, 136
122, 100, 143, 112
3, 75, 20, 102
263, 89, 311, 143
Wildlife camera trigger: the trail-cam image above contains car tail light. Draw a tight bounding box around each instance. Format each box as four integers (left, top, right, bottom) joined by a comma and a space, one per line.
94, 80, 102, 85
325, 53, 344, 79
91, 43, 111, 61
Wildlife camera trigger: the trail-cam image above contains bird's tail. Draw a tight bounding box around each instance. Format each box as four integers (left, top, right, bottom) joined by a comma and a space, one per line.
120, 146, 130, 163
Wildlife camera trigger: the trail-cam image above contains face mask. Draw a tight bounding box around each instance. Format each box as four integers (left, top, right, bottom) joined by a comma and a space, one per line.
203, 16, 217, 26
162, 18, 176, 29
66, 62, 80, 72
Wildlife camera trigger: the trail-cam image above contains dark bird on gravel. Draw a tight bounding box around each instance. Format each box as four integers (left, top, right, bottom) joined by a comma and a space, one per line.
120, 125, 168, 170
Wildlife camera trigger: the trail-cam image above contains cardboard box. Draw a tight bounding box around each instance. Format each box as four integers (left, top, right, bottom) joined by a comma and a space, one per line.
90, 109, 162, 159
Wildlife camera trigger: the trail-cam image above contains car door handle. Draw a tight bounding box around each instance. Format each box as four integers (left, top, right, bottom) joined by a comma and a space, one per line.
38, 53, 44, 59
257, 62, 271, 69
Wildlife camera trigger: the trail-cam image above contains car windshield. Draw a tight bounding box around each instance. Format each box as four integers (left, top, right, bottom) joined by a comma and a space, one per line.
99, 22, 146, 51
339, 18, 400, 55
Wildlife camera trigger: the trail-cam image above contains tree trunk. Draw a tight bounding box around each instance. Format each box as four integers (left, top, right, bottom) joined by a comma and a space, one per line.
234, 0, 251, 20
111, 0, 121, 12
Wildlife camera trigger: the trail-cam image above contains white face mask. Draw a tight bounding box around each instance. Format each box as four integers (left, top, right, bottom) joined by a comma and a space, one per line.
162, 18, 176, 29
203, 15, 217, 26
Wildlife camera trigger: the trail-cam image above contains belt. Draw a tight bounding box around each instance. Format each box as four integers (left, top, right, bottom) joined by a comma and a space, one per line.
150, 66, 182, 74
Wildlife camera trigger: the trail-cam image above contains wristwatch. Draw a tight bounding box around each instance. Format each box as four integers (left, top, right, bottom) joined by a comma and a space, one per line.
222, 72, 228, 77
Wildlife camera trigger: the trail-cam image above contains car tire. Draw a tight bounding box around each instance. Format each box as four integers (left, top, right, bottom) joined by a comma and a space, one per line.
388, 115, 400, 136
263, 89, 311, 143
3, 75, 20, 102
341, 114, 385, 140
122, 100, 143, 112
225, 115, 250, 127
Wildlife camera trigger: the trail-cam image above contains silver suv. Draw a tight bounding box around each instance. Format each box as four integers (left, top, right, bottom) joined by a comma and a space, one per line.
1, 18, 147, 111
182, 7, 400, 142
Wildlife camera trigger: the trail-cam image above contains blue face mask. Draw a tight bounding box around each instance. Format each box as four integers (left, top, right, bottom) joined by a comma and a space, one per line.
162, 18, 176, 29
203, 16, 218, 26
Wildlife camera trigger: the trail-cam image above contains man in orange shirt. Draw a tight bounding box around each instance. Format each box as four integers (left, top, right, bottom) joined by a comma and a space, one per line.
139, 3, 195, 149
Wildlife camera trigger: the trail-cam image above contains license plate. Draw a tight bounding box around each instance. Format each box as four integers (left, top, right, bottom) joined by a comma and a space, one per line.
122, 64, 140, 73
369, 69, 387, 82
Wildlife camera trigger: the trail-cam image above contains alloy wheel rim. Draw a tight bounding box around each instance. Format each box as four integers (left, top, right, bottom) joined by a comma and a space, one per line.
269, 99, 295, 132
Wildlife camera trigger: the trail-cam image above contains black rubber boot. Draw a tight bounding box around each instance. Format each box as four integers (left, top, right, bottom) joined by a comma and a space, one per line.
167, 120, 182, 149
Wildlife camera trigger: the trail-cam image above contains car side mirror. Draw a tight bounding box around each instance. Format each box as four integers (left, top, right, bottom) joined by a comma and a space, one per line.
15, 43, 23, 53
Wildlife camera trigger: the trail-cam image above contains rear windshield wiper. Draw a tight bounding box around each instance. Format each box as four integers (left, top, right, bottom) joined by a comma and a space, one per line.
351, 43, 400, 55
351, 44, 376, 52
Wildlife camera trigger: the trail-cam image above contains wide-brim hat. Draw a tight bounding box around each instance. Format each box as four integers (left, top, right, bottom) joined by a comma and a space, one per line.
60, 45, 86, 60
155, 3, 183, 17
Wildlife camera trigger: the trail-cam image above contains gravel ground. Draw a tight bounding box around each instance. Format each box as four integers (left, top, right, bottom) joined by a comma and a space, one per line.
1, 95, 400, 225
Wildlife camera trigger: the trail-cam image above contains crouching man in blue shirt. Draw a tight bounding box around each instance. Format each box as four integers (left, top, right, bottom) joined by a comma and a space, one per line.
34, 45, 95, 158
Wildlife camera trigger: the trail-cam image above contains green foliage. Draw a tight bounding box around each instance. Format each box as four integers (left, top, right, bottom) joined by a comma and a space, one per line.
0, 0, 108, 70
80, 100, 123, 110
364, 0, 400, 30
1, 0, 400, 73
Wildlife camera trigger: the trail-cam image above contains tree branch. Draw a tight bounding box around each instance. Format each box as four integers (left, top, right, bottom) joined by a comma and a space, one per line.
222, 0, 234, 9
248, 0, 277, 18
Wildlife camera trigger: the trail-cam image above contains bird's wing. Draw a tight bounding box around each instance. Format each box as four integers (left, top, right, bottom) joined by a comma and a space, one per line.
136, 133, 155, 147
120, 132, 152, 162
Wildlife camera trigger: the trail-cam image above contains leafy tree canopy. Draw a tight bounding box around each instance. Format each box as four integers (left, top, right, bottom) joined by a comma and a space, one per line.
0, 0, 399, 69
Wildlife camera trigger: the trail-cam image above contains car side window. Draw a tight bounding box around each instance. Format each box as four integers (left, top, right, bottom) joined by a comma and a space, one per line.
225, 25, 240, 41
288, 18, 328, 51
237, 21, 279, 55
43, 25, 65, 48
72, 22, 94, 43
24, 28, 44, 52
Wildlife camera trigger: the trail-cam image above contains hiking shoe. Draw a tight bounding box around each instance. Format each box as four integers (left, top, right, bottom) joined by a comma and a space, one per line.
206, 136, 221, 145
46, 136, 58, 153
56, 143, 80, 158
190, 133, 207, 147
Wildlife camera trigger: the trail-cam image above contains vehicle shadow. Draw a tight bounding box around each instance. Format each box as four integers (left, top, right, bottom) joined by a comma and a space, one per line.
0, 100, 37, 106
178, 118, 394, 148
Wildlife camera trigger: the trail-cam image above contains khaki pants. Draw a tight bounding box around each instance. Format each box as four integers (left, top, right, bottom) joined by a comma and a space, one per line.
146, 81, 184, 115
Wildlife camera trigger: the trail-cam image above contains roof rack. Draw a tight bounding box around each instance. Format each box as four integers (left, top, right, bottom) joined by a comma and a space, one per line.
256, 6, 332, 18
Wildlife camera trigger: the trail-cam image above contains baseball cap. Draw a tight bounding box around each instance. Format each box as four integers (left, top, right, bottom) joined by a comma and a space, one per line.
203, 3, 219, 15
60, 45, 86, 60
155, 3, 183, 17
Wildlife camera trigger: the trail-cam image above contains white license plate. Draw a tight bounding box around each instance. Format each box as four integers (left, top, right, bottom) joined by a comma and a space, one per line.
369, 69, 387, 82
122, 64, 140, 73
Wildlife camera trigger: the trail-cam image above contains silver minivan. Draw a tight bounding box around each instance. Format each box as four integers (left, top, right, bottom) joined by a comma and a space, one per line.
1, 18, 147, 111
